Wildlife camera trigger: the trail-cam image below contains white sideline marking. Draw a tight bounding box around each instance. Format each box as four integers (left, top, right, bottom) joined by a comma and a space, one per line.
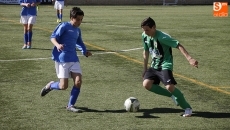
0, 47, 143, 62
83, 23, 140, 29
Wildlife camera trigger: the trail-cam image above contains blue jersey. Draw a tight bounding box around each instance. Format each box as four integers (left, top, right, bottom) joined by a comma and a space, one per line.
20, 0, 40, 16
51, 22, 87, 63
57, 0, 64, 1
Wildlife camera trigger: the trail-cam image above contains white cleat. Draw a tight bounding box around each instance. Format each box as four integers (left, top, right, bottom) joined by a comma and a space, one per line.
183, 108, 192, 117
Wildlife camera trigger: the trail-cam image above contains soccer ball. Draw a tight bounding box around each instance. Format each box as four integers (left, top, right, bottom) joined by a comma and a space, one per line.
124, 97, 140, 112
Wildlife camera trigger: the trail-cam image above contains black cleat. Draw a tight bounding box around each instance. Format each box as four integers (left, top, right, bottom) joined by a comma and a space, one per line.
40, 81, 54, 96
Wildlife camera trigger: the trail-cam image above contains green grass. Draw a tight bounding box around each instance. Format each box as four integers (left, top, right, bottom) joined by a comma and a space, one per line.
0, 5, 230, 130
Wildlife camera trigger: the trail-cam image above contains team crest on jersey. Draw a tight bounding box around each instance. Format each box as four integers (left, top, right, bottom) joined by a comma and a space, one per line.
150, 40, 162, 59
154, 40, 157, 48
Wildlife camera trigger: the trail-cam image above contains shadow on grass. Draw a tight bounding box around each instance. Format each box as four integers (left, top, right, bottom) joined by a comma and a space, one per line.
192, 112, 230, 118
77, 107, 159, 118
78, 107, 230, 118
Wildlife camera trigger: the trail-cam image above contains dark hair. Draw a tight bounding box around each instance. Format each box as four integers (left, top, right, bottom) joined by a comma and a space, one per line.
70, 7, 84, 19
141, 17, 156, 28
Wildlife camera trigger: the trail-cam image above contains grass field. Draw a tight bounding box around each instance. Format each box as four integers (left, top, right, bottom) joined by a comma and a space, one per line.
0, 5, 230, 130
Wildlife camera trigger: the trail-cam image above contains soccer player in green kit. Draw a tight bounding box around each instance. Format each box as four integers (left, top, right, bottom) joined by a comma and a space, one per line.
141, 17, 198, 117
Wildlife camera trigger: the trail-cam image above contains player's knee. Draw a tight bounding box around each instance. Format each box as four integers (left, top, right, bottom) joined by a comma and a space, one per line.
27, 28, 32, 32
165, 84, 175, 92
59, 83, 68, 90
143, 80, 151, 90
74, 80, 82, 88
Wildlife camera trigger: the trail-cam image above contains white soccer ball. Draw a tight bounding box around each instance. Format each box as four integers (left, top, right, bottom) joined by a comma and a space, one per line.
124, 97, 140, 112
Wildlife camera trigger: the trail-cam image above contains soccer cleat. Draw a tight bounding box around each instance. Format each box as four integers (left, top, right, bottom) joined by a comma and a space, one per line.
66, 106, 83, 113
59, 19, 62, 23
171, 95, 179, 106
26, 45, 31, 49
41, 81, 54, 96
183, 108, 192, 117
22, 45, 27, 49
57, 19, 59, 23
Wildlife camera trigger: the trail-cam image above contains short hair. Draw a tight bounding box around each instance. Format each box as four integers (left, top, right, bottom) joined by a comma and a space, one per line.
141, 17, 156, 28
70, 7, 84, 19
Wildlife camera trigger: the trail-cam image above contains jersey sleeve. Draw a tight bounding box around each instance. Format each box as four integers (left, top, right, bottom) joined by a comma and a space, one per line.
142, 33, 149, 51
76, 29, 87, 55
50, 23, 65, 41
158, 33, 179, 48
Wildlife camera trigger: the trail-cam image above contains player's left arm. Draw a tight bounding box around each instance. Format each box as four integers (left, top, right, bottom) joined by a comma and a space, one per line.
76, 31, 92, 57
177, 44, 198, 68
159, 34, 198, 68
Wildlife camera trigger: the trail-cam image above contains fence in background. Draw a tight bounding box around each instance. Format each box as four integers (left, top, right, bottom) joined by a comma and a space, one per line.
0, 0, 229, 5
66, 0, 229, 5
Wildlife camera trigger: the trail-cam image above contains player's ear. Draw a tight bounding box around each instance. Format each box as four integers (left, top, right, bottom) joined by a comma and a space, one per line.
152, 25, 156, 29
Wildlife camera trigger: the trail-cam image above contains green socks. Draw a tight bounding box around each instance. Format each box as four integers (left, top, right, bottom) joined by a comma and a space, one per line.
149, 84, 172, 97
149, 85, 192, 109
171, 88, 192, 109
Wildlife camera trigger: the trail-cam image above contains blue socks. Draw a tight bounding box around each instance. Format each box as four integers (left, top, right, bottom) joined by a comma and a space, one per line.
24, 33, 28, 44
28, 31, 32, 42
58, 14, 62, 20
49, 83, 80, 107
67, 87, 80, 107
59, 14, 62, 20
50, 82, 60, 90
57, 13, 62, 20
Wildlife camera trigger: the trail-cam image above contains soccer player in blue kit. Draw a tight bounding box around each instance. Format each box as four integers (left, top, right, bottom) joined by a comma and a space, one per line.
19, 0, 41, 49
40, 7, 92, 113
52, 0, 65, 23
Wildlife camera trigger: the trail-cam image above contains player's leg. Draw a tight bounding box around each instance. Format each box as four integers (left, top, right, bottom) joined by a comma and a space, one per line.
166, 84, 192, 117
56, 9, 60, 22
59, 9, 63, 23
143, 68, 173, 97
66, 62, 83, 112
26, 24, 33, 48
58, 1, 64, 23
20, 16, 28, 49
41, 62, 70, 96
162, 70, 192, 117
59, 1, 64, 23
26, 15, 36, 49
54, 1, 60, 22
22, 24, 28, 49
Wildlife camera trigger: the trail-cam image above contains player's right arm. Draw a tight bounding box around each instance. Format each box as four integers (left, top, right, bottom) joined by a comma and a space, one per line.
143, 50, 149, 73
50, 24, 65, 52
20, 0, 31, 7
51, 38, 63, 52
142, 34, 149, 77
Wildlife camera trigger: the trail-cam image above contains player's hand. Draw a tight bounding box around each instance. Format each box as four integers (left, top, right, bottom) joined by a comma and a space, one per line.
31, 3, 35, 7
189, 58, 198, 68
26, 3, 31, 7
142, 70, 146, 80
56, 44, 64, 52
85, 51, 92, 57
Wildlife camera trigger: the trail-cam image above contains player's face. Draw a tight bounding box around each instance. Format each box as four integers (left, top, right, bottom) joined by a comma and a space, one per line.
142, 25, 156, 37
71, 15, 84, 27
